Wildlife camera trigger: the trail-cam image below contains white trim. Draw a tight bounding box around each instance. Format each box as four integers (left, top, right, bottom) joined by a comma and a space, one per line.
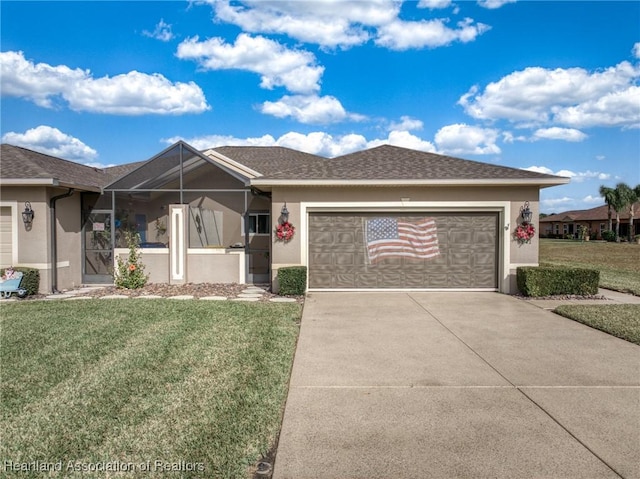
252, 178, 569, 187
300, 201, 511, 293
0, 201, 19, 266
509, 263, 539, 268
186, 248, 244, 255
1, 178, 58, 186
202, 149, 263, 180
18, 261, 70, 269
170, 206, 185, 281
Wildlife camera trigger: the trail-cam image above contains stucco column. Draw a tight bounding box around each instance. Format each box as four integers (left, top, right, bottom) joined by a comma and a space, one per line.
169, 204, 187, 284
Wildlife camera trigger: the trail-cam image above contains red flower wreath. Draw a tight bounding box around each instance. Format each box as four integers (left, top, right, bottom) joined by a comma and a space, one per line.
514, 222, 535, 244
276, 221, 295, 242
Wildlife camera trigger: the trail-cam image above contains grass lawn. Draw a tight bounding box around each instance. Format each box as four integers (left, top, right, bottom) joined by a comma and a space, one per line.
539, 239, 640, 295
554, 304, 640, 346
0, 299, 301, 479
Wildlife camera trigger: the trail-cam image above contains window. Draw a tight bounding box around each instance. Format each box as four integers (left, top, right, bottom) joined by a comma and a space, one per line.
600, 223, 606, 232
554, 224, 559, 235
248, 213, 270, 235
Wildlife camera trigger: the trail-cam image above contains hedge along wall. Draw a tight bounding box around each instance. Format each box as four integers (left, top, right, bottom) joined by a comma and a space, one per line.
277, 266, 307, 296
516, 267, 599, 297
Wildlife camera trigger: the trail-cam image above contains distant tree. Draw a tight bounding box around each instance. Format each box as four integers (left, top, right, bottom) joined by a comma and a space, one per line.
539, 213, 548, 219
598, 185, 615, 232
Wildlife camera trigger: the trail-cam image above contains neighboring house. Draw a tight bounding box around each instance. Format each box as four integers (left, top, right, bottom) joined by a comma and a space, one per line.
540, 203, 640, 239
1, 141, 568, 294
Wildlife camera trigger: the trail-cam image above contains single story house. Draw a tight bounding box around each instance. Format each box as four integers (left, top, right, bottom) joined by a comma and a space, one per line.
1, 141, 568, 294
540, 203, 640, 239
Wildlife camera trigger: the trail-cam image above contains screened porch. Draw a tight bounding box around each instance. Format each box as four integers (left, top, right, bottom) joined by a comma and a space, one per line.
81, 142, 271, 285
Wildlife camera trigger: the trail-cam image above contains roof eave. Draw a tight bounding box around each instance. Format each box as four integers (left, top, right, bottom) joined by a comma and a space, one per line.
249, 178, 570, 187
0, 178, 102, 192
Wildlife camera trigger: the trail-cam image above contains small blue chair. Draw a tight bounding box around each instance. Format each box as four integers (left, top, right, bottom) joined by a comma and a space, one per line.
0, 272, 27, 299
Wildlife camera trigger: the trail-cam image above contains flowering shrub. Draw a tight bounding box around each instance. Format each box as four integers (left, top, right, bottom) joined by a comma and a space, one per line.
114, 231, 148, 289
275, 221, 295, 242
514, 223, 535, 244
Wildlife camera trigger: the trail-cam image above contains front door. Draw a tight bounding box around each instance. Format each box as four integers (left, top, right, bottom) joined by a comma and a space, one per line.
83, 210, 113, 283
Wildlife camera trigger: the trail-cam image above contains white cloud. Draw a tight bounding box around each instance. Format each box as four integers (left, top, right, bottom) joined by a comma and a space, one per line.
477, 0, 516, 9
541, 196, 575, 208
375, 17, 490, 50
0, 51, 209, 115
208, 0, 399, 49
142, 19, 175, 42
388, 116, 424, 132
368, 130, 437, 152
523, 166, 610, 182
1, 125, 98, 162
532, 127, 588, 142
434, 123, 500, 155
167, 128, 435, 157
633, 42, 640, 59
459, 61, 640, 128
176, 34, 323, 94
553, 86, 640, 129
418, 0, 453, 9
202, 0, 487, 51
260, 95, 365, 124
583, 195, 603, 204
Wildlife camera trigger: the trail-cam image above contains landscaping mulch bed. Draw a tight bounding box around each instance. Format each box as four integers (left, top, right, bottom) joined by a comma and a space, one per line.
19, 283, 305, 303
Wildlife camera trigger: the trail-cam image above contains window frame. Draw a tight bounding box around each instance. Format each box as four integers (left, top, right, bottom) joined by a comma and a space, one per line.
246, 212, 271, 236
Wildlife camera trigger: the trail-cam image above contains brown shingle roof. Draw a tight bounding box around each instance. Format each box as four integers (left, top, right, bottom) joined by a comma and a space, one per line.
540, 203, 639, 222
216, 144, 567, 184
213, 146, 329, 179
0, 144, 140, 190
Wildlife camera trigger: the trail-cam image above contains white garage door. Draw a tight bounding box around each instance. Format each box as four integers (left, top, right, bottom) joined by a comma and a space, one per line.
308, 212, 498, 289
0, 207, 14, 267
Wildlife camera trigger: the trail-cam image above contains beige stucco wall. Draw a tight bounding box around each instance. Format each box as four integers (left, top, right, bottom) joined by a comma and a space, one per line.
187, 250, 242, 283
0, 186, 83, 293
269, 185, 542, 294
115, 249, 170, 284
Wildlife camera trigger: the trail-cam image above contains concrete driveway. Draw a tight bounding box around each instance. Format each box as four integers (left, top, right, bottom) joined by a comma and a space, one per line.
273, 292, 640, 479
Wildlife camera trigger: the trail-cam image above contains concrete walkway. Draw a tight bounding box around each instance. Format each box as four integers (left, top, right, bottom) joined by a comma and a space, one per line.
273, 292, 640, 479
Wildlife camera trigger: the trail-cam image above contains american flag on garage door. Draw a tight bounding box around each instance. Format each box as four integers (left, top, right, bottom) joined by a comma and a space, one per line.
366, 217, 440, 264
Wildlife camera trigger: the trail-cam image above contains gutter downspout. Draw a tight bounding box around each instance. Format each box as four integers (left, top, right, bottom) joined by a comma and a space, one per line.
50, 189, 75, 293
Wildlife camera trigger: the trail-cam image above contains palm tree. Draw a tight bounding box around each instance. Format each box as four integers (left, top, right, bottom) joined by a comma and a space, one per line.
598, 185, 615, 232
610, 183, 634, 242
627, 184, 640, 241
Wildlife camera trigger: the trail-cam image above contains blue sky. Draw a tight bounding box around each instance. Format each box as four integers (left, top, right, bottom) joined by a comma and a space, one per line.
1, 0, 638, 213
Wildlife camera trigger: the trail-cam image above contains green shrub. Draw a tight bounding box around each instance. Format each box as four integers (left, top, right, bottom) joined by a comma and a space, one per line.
277, 266, 307, 296
601, 230, 616, 242
517, 266, 600, 297
114, 231, 148, 289
0, 267, 40, 295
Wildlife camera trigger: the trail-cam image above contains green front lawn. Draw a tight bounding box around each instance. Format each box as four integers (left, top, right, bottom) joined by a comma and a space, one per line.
0, 300, 301, 478
554, 304, 640, 346
540, 239, 640, 295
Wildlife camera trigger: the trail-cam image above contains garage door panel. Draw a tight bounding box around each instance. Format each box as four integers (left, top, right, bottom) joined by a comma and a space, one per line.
308, 213, 498, 289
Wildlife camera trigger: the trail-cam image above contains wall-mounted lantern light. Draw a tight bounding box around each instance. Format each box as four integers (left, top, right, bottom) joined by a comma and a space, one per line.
280, 202, 289, 222
520, 201, 533, 224
22, 202, 34, 226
